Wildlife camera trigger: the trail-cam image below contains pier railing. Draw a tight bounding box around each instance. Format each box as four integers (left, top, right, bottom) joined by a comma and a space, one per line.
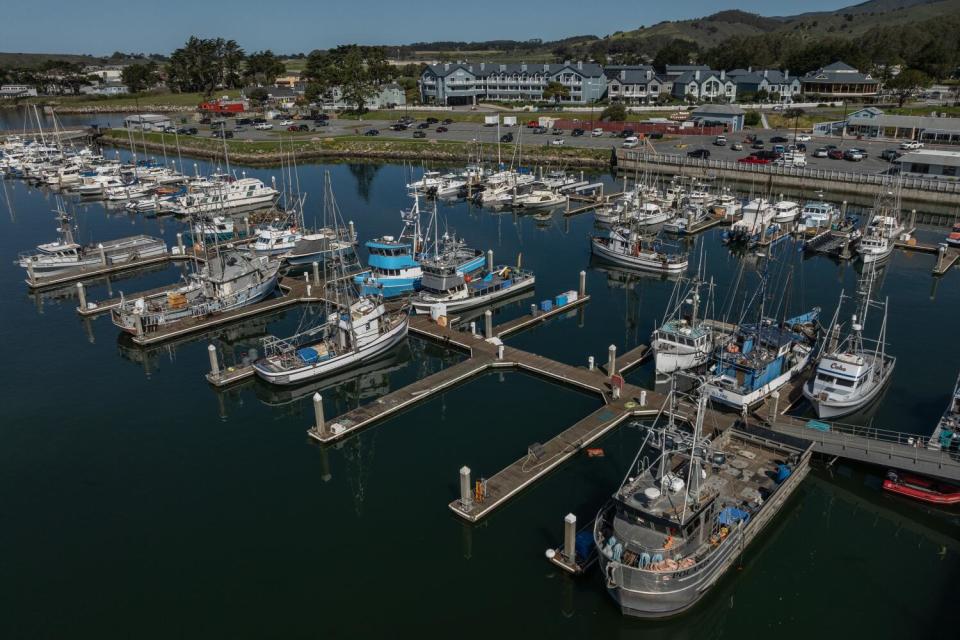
619, 151, 960, 195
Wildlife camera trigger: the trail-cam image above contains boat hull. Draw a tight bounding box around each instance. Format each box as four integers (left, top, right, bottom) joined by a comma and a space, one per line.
412, 276, 535, 315
591, 239, 688, 274
707, 348, 811, 410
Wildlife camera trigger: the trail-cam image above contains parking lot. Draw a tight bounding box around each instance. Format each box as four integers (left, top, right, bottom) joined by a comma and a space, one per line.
169, 112, 943, 177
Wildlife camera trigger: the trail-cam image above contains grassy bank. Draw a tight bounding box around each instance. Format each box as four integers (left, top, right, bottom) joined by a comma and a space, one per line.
16, 90, 241, 111
99, 129, 612, 167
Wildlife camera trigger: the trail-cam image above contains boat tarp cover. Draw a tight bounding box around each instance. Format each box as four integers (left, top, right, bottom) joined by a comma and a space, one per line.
575, 531, 593, 561
298, 347, 319, 364
717, 507, 750, 526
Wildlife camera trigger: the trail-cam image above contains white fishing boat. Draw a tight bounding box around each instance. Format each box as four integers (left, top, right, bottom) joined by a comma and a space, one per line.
651, 271, 720, 374
167, 177, 279, 216
591, 226, 688, 274
803, 266, 895, 419
724, 198, 775, 244
798, 201, 840, 231
515, 188, 566, 210
411, 260, 535, 315
771, 199, 801, 223
663, 204, 711, 235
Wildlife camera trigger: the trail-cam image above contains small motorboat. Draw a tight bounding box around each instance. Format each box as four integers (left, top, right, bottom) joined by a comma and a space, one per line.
946, 222, 960, 248
882, 470, 960, 505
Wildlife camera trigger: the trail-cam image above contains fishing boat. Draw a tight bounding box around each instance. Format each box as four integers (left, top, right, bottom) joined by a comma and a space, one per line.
111, 249, 280, 335
651, 271, 720, 374
355, 194, 425, 298
798, 201, 840, 232
662, 204, 711, 235
411, 261, 534, 315
705, 267, 820, 410
591, 226, 688, 274
882, 471, 960, 505
252, 174, 409, 386
803, 267, 895, 419
858, 191, 904, 264
194, 216, 236, 242
515, 187, 566, 210
406, 170, 444, 193
711, 190, 742, 220
17, 208, 166, 278
928, 370, 960, 452
595, 378, 812, 618
723, 199, 775, 244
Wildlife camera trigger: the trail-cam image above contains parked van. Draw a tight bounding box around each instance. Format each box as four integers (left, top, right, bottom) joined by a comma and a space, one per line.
776, 151, 807, 167
622, 136, 640, 148
714, 135, 727, 146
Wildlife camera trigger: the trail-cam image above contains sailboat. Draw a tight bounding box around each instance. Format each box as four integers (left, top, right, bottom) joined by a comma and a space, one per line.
803, 266, 895, 419
252, 173, 410, 386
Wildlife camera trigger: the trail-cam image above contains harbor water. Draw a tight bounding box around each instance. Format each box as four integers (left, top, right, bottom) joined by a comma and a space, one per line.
1, 137, 959, 637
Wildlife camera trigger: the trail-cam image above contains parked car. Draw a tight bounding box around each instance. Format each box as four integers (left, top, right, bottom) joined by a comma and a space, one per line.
730, 142, 743, 151
770, 135, 789, 143
849, 147, 868, 158
795, 134, 812, 142
687, 148, 710, 159
526, 120, 539, 128
314, 114, 330, 121
413, 130, 426, 138
442, 118, 454, 125
753, 150, 780, 160
828, 149, 845, 160
647, 132, 663, 139
620, 129, 635, 138
737, 155, 772, 165
751, 141, 765, 149
314, 119, 329, 126
176, 127, 198, 135
254, 123, 273, 130
436, 126, 448, 133
279, 119, 294, 126
813, 147, 829, 158
212, 130, 234, 139
900, 140, 924, 150
500, 133, 514, 143
364, 129, 380, 136
773, 144, 786, 155
571, 128, 584, 137
288, 124, 309, 132
532, 126, 547, 134
714, 135, 727, 146
399, 116, 415, 125
425, 117, 439, 124
880, 148, 901, 162
622, 136, 639, 148
252, 118, 267, 124
843, 149, 864, 161
417, 122, 430, 129
592, 128, 604, 137
745, 134, 757, 143
795, 143, 807, 152
236, 118, 253, 126
551, 138, 565, 146
390, 123, 408, 131
199, 117, 212, 125
552, 128, 563, 135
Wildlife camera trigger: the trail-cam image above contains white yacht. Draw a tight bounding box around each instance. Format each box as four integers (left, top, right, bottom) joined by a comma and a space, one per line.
167, 177, 279, 216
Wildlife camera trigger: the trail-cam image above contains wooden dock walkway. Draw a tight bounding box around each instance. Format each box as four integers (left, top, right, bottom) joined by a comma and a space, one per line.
895, 240, 960, 275
26, 250, 193, 289
493, 295, 590, 338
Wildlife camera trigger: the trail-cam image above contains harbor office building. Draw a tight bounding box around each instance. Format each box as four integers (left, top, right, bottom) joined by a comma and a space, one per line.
815, 107, 960, 144
123, 114, 172, 131
895, 150, 960, 179
419, 62, 606, 105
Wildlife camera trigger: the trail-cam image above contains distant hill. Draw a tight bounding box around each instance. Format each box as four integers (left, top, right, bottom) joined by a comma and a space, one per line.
0, 52, 163, 69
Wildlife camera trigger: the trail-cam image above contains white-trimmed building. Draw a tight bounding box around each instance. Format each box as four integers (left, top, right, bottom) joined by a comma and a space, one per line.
123, 114, 171, 131
895, 149, 960, 179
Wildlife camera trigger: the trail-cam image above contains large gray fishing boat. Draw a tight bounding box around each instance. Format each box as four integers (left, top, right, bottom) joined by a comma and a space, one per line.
595, 380, 812, 618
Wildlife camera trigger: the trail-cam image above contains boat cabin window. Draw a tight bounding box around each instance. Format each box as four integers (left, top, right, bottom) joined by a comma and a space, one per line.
834, 377, 854, 388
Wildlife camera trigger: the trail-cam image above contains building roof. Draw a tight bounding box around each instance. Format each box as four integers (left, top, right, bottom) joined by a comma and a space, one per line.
124, 113, 169, 123
896, 149, 960, 167
665, 65, 711, 74
822, 61, 857, 72
692, 104, 745, 115
673, 70, 728, 85
848, 113, 960, 133
801, 61, 874, 84
424, 61, 604, 78
605, 66, 656, 84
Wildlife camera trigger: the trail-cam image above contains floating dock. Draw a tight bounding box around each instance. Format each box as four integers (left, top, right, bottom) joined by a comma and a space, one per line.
895, 240, 959, 275
25, 246, 192, 289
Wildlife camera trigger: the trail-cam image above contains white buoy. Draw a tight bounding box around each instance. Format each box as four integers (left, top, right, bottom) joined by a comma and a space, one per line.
545, 549, 556, 559
207, 344, 219, 376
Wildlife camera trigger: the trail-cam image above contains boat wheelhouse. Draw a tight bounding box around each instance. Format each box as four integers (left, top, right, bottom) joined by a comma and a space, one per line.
411, 261, 535, 315
591, 227, 688, 274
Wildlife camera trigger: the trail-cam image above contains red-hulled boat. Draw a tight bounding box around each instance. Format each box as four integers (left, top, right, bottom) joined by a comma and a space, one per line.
882, 470, 960, 505
946, 223, 960, 248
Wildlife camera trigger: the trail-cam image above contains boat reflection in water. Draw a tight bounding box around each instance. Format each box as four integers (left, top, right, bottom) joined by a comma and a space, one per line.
589, 255, 683, 290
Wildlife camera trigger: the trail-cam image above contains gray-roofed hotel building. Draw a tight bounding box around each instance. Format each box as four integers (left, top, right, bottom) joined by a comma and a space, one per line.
800, 61, 879, 98
419, 61, 607, 105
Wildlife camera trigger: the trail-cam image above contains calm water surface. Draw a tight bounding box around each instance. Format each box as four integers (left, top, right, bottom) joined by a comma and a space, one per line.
0, 145, 958, 638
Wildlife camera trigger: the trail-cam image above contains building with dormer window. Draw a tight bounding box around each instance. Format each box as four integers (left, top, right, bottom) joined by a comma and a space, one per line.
800, 61, 879, 98
419, 61, 606, 105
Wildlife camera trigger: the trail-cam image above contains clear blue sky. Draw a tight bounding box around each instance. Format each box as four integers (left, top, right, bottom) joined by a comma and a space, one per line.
3, 0, 853, 56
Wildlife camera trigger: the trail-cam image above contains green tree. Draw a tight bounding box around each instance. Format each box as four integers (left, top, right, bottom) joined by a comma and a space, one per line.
122, 62, 160, 93
165, 36, 246, 94
886, 69, 931, 107
600, 103, 627, 121
303, 45, 394, 111
744, 111, 761, 127
542, 80, 570, 104
247, 87, 270, 104
653, 39, 701, 70
244, 50, 286, 85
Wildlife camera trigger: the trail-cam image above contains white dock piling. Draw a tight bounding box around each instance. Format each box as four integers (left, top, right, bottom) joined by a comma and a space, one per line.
579, 270, 586, 297
459, 466, 473, 508
937, 243, 947, 272
470, 321, 477, 336
98, 243, 106, 265
176, 232, 184, 254
76, 282, 86, 309
530, 303, 537, 317
486, 249, 494, 273
243, 217, 250, 237
312, 261, 320, 285
485, 310, 493, 338
313, 393, 325, 435
207, 344, 219, 377
640, 390, 647, 407
607, 344, 617, 377
349, 220, 356, 241
564, 513, 577, 563
588, 356, 595, 371
497, 344, 504, 360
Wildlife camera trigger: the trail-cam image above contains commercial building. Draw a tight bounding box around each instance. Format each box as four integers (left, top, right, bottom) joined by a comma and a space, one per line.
123, 114, 172, 131
895, 149, 960, 179
814, 107, 960, 144
690, 104, 746, 131
419, 61, 606, 105
81, 82, 130, 96
800, 61, 879, 98
0, 84, 38, 98
327, 84, 406, 109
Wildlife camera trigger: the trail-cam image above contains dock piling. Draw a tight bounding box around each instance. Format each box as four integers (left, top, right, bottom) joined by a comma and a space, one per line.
98, 244, 106, 266
530, 303, 537, 317
937, 243, 947, 272
176, 233, 184, 255
588, 356, 595, 371
207, 344, 219, 377
497, 345, 504, 360
607, 344, 617, 377
243, 217, 250, 237
349, 220, 356, 241
485, 310, 493, 339
486, 249, 494, 273
470, 321, 476, 336
640, 390, 647, 407
459, 466, 473, 509
76, 282, 86, 310
312, 261, 320, 285
579, 270, 586, 297
563, 513, 577, 563
313, 393, 325, 436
